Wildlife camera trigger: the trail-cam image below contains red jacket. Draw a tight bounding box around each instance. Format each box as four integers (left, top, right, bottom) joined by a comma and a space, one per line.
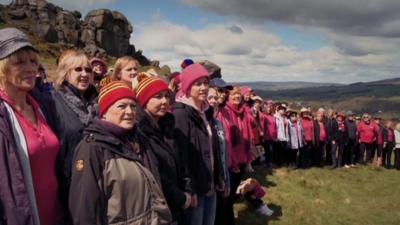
301, 117, 314, 142
357, 121, 378, 144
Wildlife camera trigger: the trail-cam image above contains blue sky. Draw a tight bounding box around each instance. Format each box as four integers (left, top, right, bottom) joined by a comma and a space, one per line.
1, 0, 399, 83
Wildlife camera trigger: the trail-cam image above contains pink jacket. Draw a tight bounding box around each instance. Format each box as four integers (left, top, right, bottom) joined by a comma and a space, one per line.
262, 113, 277, 141
216, 102, 253, 170
357, 121, 378, 144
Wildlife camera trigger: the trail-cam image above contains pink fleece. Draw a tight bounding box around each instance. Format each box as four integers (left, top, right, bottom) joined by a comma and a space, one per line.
215, 102, 253, 170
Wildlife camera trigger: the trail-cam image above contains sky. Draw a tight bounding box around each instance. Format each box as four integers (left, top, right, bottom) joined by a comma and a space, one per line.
1, 0, 400, 83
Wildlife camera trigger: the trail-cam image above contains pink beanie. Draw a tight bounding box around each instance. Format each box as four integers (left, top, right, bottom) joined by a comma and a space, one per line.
181, 63, 209, 95
240, 86, 252, 95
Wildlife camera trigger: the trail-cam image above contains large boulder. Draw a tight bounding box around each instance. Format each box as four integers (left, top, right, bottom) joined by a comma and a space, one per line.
31, 24, 58, 42
198, 60, 222, 79
55, 11, 80, 45
82, 9, 133, 57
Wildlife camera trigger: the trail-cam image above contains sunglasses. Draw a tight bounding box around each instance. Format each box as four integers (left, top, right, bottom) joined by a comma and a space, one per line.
74, 67, 92, 73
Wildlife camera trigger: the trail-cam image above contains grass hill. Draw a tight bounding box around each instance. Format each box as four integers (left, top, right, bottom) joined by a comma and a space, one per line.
235, 166, 400, 225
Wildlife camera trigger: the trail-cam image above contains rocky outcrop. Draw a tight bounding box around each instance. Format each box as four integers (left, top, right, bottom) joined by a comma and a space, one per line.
81, 9, 134, 57
4, 0, 149, 64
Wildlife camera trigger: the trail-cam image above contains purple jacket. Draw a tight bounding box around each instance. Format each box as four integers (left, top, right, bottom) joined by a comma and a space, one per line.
0, 99, 36, 225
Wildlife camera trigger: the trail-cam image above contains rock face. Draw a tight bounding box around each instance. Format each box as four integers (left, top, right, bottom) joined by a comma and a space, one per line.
4, 0, 149, 64
81, 9, 134, 57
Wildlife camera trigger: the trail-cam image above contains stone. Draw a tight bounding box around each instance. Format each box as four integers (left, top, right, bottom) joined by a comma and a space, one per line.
31, 24, 58, 42
198, 60, 222, 79
8, 9, 27, 20
84, 9, 113, 28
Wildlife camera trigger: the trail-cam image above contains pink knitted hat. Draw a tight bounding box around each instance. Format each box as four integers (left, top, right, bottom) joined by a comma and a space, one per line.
180, 63, 209, 95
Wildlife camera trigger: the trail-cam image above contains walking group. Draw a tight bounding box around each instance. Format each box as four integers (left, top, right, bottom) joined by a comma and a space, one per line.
1, 27, 399, 225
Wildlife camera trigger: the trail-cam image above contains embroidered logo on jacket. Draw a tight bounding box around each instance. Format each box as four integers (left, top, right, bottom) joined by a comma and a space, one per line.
75, 160, 85, 171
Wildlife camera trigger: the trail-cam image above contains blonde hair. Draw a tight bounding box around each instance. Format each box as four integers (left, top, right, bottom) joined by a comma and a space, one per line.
54, 50, 90, 89
111, 56, 139, 81
0, 48, 38, 88
229, 86, 241, 96
396, 123, 400, 131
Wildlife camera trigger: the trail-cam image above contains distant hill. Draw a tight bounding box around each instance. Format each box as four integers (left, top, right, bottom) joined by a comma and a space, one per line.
252, 78, 400, 119
236, 81, 343, 91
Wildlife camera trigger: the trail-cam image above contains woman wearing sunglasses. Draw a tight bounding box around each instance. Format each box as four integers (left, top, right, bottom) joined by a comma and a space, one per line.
51, 49, 99, 220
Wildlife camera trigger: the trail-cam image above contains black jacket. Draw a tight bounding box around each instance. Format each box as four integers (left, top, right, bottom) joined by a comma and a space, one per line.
324, 117, 338, 142
345, 119, 357, 141
172, 102, 214, 195
383, 128, 395, 145
313, 120, 326, 147
333, 121, 349, 144
50, 83, 98, 216
136, 107, 189, 221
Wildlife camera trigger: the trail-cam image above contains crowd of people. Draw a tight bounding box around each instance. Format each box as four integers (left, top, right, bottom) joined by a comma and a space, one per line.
1, 27, 400, 225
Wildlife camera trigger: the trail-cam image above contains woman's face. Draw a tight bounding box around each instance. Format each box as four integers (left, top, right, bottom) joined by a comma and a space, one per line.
4, 49, 38, 92
217, 88, 228, 104
189, 77, 209, 103
66, 63, 93, 93
145, 90, 170, 119
316, 113, 323, 121
228, 92, 242, 106
207, 88, 218, 108
118, 61, 138, 83
243, 92, 251, 102
103, 98, 137, 130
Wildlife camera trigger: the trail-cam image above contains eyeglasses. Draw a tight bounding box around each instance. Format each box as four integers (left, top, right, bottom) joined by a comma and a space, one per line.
74, 67, 92, 73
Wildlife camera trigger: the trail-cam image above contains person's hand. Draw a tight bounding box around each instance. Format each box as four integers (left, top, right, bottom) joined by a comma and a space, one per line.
190, 194, 198, 208
245, 163, 254, 173
332, 140, 336, 145
182, 192, 192, 209
383, 142, 387, 149
231, 166, 240, 173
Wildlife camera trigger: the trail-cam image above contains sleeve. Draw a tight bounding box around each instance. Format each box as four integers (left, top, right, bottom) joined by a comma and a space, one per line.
160, 174, 187, 208
69, 141, 106, 225
382, 129, 388, 142
172, 109, 193, 193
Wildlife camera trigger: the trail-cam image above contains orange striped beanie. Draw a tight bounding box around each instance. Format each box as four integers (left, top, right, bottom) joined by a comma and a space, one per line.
135, 74, 169, 107
98, 81, 136, 116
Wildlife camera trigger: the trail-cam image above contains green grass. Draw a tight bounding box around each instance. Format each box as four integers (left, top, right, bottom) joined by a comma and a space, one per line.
235, 165, 400, 225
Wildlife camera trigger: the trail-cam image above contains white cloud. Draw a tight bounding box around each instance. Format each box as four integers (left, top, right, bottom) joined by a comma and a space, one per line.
132, 21, 400, 83
48, 0, 116, 11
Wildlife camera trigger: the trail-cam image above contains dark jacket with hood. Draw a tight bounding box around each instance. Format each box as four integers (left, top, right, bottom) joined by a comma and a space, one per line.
172, 102, 221, 195
69, 119, 171, 225
136, 107, 190, 221
50, 82, 98, 211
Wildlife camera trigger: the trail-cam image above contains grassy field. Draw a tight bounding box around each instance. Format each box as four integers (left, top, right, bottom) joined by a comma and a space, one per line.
235, 165, 400, 225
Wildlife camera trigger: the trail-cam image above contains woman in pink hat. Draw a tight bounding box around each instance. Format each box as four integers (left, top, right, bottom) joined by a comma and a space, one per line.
172, 63, 222, 225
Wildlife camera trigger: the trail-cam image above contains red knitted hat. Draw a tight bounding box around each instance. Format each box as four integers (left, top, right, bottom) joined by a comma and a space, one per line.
135, 74, 170, 107
98, 81, 136, 116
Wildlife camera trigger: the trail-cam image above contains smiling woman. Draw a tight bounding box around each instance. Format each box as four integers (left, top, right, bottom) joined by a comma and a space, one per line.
0, 27, 64, 225
49, 49, 99, 219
